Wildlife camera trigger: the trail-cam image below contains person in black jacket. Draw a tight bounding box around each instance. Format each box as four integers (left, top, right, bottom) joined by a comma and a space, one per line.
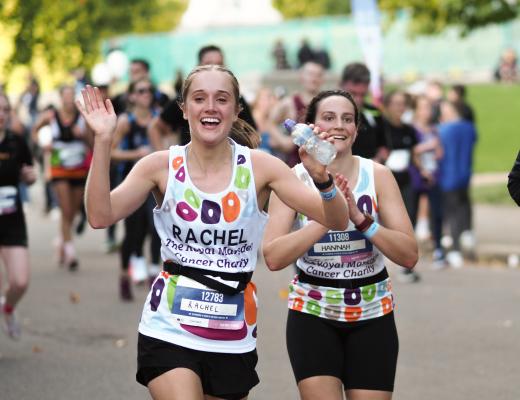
508, 150, 520, 206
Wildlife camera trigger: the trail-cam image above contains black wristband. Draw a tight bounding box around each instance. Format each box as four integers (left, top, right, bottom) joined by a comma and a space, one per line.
313, 173, 334, 191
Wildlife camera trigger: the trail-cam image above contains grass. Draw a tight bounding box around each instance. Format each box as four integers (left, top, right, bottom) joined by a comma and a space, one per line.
467, 84, 520, 173
471, 183, 517, 205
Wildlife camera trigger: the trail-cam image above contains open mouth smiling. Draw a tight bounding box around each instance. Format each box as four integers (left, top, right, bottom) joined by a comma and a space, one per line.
201, 117, 221, 127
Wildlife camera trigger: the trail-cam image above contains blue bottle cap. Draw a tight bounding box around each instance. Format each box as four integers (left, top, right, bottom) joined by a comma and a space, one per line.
284, 119, 296, 132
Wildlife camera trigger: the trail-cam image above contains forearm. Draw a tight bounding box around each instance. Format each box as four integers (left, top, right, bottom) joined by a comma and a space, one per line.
263, 222, 328, 271
368, 226, 418, 269
111, 148, 143, 162
317, 185, 349, 231
85, 138, 113, 228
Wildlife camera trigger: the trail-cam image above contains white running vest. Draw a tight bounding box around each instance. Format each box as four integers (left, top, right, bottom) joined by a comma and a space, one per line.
293, 156, 385, 279
288, 157, 394, 323
139, 140, 268, 353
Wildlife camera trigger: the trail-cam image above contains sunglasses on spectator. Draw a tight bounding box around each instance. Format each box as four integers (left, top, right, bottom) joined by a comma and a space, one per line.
135, 87, 153, 94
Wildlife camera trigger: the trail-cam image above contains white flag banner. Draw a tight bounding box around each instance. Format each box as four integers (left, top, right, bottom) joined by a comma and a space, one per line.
351, 0, 383, 102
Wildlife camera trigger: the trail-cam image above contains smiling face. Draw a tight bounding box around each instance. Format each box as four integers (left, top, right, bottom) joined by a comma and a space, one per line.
313, 95, 358, 153
181, 69, 239, 146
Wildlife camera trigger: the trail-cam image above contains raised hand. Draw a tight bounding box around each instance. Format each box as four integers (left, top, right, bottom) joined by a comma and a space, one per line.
335, 173, 364, 225
75, 85, 116, 141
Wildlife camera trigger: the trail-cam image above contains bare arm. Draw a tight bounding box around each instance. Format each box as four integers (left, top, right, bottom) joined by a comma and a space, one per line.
360, 164, 418, 268
262, 191, 329, 270
76, 85, 158, 229
253, 150, 348, 232
30, 110, 52, 144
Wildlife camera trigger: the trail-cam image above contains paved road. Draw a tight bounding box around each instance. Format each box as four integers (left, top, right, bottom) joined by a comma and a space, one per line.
1, 197, 519, 399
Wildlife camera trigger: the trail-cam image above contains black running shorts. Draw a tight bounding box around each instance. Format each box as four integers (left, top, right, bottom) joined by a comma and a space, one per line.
136, 333, 259, 400
286, 309, 398, 392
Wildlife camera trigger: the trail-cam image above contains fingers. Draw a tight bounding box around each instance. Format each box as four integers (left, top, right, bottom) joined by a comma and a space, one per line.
81, 87, 93, 114
94, 86, 104, 110
105, 98, 115, 115
87, 85, 97, 110
75, 99, 86, 118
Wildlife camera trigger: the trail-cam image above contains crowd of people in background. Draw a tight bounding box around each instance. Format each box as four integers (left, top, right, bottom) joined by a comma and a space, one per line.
2, 37, 519, 400
0, 42, 489, 335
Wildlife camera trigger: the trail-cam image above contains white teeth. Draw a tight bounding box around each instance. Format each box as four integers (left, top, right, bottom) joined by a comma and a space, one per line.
333, 135, 347, 140
201, 117, 220, 123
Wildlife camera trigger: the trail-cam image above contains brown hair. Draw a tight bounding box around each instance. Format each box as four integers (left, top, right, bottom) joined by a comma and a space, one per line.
180, 65, 259, 149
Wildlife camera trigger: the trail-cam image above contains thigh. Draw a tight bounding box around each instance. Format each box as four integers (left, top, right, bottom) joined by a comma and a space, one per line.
286, 310, 344, 383
148, 367, 204, 400
343, 313, 398, 392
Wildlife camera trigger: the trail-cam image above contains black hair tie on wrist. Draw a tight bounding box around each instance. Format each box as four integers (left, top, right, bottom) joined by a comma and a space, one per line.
313, 173, 334, 191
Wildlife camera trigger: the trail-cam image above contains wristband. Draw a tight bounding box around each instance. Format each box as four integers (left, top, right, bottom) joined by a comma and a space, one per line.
355, 212, 374, 232
319, 185, 337, 201
313, 173, 334, 191
363, 221, 380, 239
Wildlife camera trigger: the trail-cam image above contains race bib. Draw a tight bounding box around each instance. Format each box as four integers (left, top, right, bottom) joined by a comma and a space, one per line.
386, 149, 411, 172
309, 230, 373, 263
171, 276, 245, 330
0, 186, 18, 215
52, 142, 86, 169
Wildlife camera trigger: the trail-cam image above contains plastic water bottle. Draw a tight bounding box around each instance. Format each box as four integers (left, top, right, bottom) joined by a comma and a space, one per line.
284, 119, 336, 165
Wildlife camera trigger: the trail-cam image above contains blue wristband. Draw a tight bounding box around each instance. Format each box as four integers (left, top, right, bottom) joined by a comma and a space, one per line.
319, 185, 337, 201
363, 221, 380, 239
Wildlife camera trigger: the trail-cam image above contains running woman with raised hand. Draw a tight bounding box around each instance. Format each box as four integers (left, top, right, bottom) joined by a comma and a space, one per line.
263, 90, 418, 400
78, 65, 348, 400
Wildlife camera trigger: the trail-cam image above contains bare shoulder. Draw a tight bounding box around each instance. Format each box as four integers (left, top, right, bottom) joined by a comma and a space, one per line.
373, 161, 394, 183
251, 150, 290, 187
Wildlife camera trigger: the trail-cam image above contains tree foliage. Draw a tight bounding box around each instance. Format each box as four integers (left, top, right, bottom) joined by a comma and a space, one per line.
273, 0, 350, 19
379, 0, 519, 36
274, 0, 519, 35
0, 0, 188, 73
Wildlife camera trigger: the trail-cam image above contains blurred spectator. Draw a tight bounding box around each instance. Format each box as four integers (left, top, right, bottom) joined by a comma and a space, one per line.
507, 150, 520, 206
409, 95, 445, 267
16, 75, 40, 129
251, 87, 278, 154
269, 61, 325, 166
112, 59, 169, 115
438, 100, 477, 268
425, 81, 444, 124
340, 62, 388, 163
447, 84, 475, 123
147, 44, 256, 150
297, 38, 315, 68
314, 46, 331, 70
383, 90, 420, 283
494, 48, 518, 83
272, 39, 290, 70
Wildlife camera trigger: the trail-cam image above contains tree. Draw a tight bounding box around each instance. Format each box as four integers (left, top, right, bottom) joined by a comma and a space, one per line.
0, 0, 188, 73
379, 0, 519, 36
274, 0, 519, 36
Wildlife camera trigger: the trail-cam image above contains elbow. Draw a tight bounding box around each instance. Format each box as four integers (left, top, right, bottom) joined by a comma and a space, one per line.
402, 249, 419, 270
87, 216, 110, 230
262, 247, 287, 271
